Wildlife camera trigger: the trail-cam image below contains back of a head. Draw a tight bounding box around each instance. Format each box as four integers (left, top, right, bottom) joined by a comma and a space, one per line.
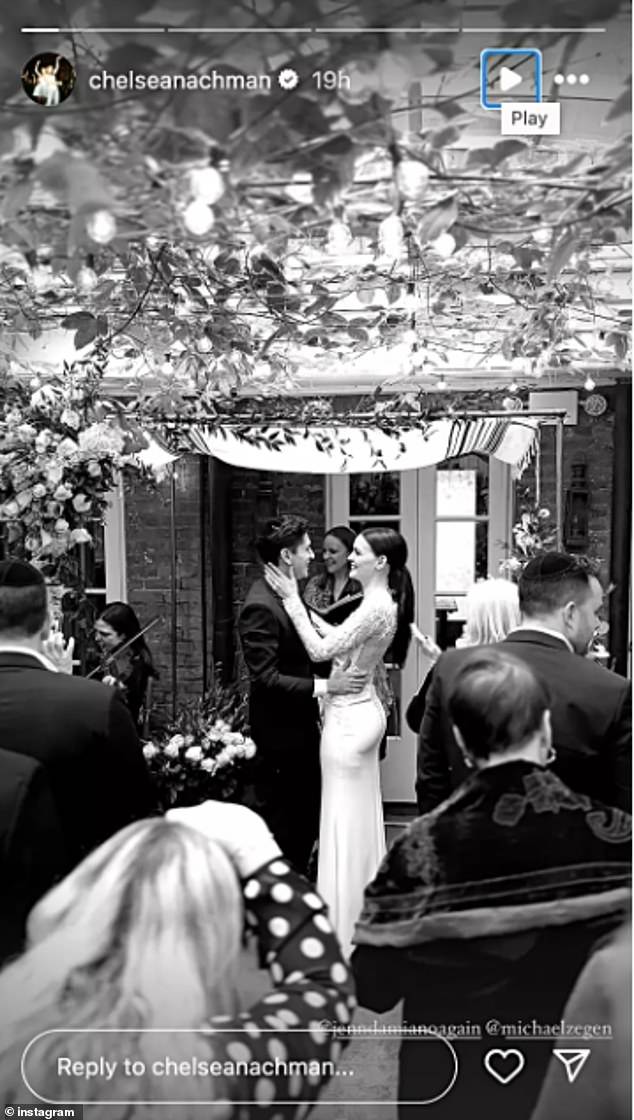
460, 578, 521, 646
255, 515, 309, 565
0, 818, 243, 1054
0, 559, 47, 637
448, 647, 550, 760
519, 552, 594, 620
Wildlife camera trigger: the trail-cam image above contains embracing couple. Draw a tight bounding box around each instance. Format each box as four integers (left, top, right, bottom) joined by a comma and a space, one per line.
239, 515, 414, 956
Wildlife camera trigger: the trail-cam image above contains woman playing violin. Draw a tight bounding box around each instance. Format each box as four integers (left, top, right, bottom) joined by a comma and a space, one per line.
94, 603, 157, 735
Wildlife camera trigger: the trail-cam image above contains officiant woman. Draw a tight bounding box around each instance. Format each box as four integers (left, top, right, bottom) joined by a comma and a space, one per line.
304, 525, 362, 615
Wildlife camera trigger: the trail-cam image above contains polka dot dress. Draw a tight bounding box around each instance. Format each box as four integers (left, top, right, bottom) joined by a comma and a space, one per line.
198, 860, 355, 1117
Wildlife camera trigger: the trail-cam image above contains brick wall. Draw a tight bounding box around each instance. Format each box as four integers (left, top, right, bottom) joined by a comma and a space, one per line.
124, 455, 211, 728
520, 389, 616, 576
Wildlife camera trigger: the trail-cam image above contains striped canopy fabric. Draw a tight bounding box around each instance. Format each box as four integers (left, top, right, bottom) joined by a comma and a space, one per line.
180, 416, 539, 474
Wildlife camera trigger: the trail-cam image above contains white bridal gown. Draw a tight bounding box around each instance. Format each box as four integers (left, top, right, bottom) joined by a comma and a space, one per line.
283, 588, 397, 956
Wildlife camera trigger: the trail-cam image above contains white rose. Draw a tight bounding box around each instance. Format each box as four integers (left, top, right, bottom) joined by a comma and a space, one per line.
143, 743, 158, 759
54, 518, 70, 534
53, 484, 73, 501
72, 493, 92, 514
201, 758, 216, 773
185, 746, 203, 762
215, 748, 231, 767
2, 500, 19, 519
35, 433, 50, 453
70, 527, 92, 545
60, 408, 81, 430
32, 484, 47, 499
87, 460, 102, 477
243, 740, 256, 759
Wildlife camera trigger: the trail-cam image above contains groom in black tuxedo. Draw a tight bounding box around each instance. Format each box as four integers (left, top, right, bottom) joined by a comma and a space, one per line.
239, 516, 365, 873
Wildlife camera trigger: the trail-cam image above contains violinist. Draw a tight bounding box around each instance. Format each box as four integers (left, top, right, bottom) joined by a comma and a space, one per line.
93, 603, 158, 736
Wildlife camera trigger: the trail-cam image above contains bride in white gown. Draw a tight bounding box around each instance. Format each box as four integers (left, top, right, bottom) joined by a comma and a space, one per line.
265, 527, 414, 956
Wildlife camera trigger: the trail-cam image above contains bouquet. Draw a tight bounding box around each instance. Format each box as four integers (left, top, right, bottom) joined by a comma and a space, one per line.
142, 678, 257, 808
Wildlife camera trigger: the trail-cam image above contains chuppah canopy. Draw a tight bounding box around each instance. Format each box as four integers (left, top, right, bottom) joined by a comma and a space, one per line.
180, 414, 539, 474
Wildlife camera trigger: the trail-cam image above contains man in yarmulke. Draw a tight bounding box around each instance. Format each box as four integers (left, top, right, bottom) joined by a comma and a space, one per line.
416, 552, 630, 812
0, 560, 157, 875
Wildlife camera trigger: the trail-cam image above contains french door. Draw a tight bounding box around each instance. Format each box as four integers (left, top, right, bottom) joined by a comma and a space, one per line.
327, 456, 511, 803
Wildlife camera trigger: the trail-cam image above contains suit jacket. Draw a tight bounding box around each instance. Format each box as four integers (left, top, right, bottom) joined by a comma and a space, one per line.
0, 652, 157, 868
0, 747, 67, 964
417, 630, 631, 813
238, 578, 320, 761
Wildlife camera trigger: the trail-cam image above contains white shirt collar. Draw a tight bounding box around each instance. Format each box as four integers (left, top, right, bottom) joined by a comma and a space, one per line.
0, 645, 58, 672
510, 623, 574, 654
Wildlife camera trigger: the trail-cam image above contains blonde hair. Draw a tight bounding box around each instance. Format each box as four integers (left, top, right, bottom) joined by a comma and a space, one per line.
456, 578, 521, 648
0, 819, 243, 1116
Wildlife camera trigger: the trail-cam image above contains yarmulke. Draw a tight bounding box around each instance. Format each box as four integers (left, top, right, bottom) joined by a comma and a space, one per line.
520, 552, 581, 582
0, 559, 45, 587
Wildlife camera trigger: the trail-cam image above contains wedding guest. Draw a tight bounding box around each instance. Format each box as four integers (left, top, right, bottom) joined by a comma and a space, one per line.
0, 748, 66, 965
304, 525, 362, 616
352, 648, 631, 1120
0, 559, 156, 868
0, 801, 356, 1120
417, 552, 631, 812
531, 923, 631, 1120
95, 601, 158, 734
407, 578, 520, 733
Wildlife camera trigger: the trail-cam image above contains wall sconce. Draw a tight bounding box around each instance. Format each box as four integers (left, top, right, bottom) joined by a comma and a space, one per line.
564, 461, 589, 550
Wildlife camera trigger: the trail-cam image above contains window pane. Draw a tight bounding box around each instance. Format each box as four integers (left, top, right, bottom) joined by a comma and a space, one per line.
436, 520, 488, 593
349, 519, 401, 536
437, 455, 489, 516
350, 473, 400, 516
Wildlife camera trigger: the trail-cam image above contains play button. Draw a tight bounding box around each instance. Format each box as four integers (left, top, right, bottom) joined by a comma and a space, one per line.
500, 66, 523, 92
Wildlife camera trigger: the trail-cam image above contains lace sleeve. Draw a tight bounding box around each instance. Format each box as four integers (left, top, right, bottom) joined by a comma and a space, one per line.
284, 594, 394, 661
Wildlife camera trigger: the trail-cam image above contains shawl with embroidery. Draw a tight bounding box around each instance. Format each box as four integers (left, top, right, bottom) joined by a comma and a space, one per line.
354, 761, 631, 948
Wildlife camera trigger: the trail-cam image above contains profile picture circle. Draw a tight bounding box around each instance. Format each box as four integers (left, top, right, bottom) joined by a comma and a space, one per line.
22, 53, 76, 107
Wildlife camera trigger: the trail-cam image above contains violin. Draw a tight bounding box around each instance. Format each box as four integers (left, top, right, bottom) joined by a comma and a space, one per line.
87, 616, 161, 682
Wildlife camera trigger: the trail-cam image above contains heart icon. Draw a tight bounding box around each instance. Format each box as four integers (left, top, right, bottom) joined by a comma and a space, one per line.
484, 1049, 526, 1085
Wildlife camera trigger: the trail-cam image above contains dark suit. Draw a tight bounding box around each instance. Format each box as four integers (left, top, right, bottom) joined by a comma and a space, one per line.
417, 630, 631, 813
0, 651, 157, 869
238, 578, 321, 872
0, 747, 66, 964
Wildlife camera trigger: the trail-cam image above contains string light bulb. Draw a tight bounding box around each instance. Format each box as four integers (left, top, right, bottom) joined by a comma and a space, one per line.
584, 375, 596, 392
411, 347, 425, 369
183, 200, 215, 236
431, 232, 456, 258
378, 212, 405, 258
436, 375, 448, 390
86, 210, 117, 244
189, 166, 225, 205
403, 283, 418, 314
197, 336, 212, 354
76, 265, 98, 294
508, 380, 519, 393
327, 218, 352, 255
396, 160, 429, 201
404, 327, 417, 346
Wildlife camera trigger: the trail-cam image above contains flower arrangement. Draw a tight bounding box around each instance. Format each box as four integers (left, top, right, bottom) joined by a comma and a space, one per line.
500, 495, 558, 579
0, 363, 150, 579
142, 677, 257, 808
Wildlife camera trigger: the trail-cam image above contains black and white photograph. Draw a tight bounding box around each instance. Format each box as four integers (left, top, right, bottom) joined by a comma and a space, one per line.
0, 1, 631, 1117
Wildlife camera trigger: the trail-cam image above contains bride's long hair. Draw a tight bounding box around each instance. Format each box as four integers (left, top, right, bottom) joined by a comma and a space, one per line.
361, 527, 414, 666
0, 819, 243, 1116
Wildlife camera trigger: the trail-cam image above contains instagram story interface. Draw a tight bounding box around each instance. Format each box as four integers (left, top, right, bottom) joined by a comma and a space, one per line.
0, 1, 631, 1119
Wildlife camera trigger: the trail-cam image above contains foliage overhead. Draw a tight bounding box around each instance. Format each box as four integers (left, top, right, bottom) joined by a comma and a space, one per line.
0, 0, 630, 414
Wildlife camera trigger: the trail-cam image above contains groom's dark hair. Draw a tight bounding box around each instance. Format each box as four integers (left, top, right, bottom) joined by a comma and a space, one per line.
255, 516, 309, 564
